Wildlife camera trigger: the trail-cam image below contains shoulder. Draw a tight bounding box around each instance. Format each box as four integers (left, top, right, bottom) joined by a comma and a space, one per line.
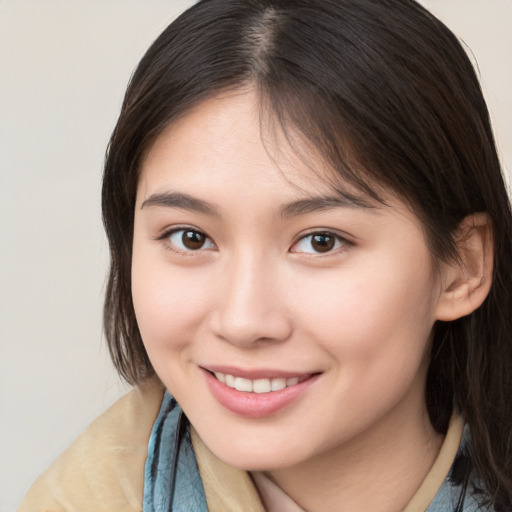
428, 425, 501, 512
19, 378, 165, 512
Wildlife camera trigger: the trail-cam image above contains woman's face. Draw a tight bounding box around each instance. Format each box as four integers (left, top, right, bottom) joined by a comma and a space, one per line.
132, 89, 444, 471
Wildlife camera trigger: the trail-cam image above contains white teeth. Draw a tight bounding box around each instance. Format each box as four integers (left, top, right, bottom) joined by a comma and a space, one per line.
234, 377, 253, 392
214, 372, 226, 384
213, 372, 305, 393
271, 378, 286, 391
253, 379, 272, 394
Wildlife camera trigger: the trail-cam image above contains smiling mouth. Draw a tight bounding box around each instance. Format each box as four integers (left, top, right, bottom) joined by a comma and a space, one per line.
203, 368, 321, 417
212, 371, 311, 394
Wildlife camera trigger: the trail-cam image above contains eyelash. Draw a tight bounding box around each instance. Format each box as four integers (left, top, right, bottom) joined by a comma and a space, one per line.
290, 231, 353, 256
158, 227, 353, 256
158, 226, 216, 255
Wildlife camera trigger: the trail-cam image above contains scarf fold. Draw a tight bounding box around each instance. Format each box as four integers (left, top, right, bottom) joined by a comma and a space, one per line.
143, 392, 208, 512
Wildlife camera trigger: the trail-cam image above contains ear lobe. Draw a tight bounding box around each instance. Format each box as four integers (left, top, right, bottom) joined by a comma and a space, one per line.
436, 213, 493, 322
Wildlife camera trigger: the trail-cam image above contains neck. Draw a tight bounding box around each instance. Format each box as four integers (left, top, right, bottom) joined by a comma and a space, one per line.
265, 394, 443, 512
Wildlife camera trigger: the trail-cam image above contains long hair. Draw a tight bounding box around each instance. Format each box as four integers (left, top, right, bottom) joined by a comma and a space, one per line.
102, 0, 512, 507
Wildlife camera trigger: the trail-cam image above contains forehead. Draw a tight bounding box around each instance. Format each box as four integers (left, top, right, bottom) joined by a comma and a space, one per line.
136, 90, 430, 251
138, 88, 382, 210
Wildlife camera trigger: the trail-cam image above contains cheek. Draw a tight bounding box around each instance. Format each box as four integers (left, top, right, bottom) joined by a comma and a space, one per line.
294, 252, 437, 365
131, 246, 212, 353
290, 259, 438, 435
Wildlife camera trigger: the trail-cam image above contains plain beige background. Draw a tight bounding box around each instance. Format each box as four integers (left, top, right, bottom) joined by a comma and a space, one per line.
1, 1, 510, 510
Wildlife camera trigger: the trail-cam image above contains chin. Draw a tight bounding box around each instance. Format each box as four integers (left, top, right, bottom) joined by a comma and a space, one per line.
195, 425, 313, 471
216, 447, 303, 472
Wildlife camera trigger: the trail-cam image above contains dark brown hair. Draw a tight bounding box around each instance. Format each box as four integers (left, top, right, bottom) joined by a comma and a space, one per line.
102, 0, 512, 507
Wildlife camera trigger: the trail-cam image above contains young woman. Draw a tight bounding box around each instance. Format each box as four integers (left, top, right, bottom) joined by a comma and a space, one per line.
21, 0, 512, 511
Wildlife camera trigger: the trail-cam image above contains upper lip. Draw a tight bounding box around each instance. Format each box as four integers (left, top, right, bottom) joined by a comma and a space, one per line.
201, 365, 318, 380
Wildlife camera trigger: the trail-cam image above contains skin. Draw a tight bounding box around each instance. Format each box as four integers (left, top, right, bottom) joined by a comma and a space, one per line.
132, 89, 447, 511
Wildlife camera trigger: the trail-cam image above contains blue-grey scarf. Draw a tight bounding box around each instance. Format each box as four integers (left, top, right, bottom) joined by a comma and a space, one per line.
143, 392, 208, 512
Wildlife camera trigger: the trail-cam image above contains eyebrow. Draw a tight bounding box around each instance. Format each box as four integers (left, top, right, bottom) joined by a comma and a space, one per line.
280, 194, 378, 218
140, 192, 220, 216
140, 190, 378, 218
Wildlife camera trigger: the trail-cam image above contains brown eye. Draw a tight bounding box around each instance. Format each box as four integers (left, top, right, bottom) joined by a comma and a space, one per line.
167, 228, 215, 252
182, 230, 206, 250
311, 234, 335, 253
291, 231, 347, 254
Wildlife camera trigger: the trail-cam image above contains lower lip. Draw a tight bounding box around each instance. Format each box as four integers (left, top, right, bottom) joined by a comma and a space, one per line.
203, 370, 319, 418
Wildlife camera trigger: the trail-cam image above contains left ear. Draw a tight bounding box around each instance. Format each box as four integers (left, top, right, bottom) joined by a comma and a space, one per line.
436, 213, 494, 321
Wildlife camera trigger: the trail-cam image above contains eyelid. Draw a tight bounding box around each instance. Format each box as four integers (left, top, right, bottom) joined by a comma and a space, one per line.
157, 225, 216, 254
290, 230, 354, 255
155, 225, 352, 256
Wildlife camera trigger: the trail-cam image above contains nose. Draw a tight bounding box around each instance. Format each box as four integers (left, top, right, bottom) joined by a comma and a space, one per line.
209, 252, 293, 347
